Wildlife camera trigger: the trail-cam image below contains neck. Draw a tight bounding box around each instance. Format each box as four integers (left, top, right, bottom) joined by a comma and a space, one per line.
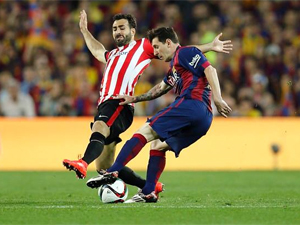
170, 43, 180, 58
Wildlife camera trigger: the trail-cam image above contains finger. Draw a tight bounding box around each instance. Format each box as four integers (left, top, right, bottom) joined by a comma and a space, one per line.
223, 47, 233, 50
119, 101, 127, 105
222, 50, 229, 54
221, 112, 228, 118
216, 32, 222, 39
222, 40, 232, 44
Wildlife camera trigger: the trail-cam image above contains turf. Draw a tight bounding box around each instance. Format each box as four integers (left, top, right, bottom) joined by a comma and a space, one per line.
0, 171, 299, 225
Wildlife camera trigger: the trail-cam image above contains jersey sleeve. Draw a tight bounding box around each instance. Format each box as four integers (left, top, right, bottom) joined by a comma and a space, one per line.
143, 38, 156, 59
177, 47, 211, 75
104, 50, 110, 62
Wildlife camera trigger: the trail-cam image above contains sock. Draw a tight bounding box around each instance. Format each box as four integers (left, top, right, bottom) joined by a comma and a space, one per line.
118, 166, 146, 189
142, 150, 166, 195
82, 132, 105, 164
107, 133, 147, 172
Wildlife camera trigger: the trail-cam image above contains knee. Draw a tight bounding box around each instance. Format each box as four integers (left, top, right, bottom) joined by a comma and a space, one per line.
92, 121, 110, 137
150, 140, 170, 151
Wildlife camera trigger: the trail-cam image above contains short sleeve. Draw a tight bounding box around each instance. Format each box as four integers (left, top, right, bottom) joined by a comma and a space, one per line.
177, 47, 210, 75
104, 50, 110, 62
143, 38, 155, 59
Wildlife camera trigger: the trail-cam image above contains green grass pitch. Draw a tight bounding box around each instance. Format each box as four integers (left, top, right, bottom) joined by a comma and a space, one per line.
0, 171, 299, 225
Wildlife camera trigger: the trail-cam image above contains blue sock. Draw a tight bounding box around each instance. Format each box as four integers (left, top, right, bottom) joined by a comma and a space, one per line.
142, 150, 166, 195
107, 134, 147, 172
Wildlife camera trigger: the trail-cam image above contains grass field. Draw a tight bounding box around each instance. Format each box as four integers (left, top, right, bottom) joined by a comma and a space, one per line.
0, 171, 299, 225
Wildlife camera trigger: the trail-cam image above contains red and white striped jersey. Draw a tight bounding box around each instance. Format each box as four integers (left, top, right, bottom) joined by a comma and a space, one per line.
97, 38, 155, 105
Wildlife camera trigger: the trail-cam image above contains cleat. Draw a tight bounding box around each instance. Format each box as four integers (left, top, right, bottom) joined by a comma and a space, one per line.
155, 181, 164, 197
125, 191, 158, 203
63, 159, 88, 179
86, 170, 118, 188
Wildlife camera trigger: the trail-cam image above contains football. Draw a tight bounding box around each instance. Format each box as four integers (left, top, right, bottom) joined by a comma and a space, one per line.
98, 178, 128, 203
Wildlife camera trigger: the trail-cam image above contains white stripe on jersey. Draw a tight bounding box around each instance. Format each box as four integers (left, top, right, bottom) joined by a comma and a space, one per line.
120, 39, 149, 95
127, 58, 151, 95
107, 42, 137, 98
99, 48, 119, 103
98, 38, 153, 105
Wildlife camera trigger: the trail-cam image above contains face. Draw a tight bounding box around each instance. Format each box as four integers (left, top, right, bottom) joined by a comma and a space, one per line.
112, 19, 135, 47
152, 37, 173, 62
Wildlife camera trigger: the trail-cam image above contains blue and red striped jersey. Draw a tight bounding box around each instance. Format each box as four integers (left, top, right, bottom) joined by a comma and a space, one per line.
163, 46, 212, 111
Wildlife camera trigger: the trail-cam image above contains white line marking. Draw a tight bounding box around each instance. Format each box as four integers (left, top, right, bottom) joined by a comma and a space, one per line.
1, 205, 299, 209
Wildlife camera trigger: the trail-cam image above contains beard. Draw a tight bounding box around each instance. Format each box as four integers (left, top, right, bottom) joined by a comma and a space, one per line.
114, 33, 132, 47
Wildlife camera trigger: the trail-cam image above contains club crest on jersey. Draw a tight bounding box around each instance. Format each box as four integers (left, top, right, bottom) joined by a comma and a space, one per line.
189, 54, 201, 68
168, 67, 180, 86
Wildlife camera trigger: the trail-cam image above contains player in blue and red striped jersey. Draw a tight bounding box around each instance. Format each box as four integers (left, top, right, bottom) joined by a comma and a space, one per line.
89, 27, 232, 203
63, 10, 232, 187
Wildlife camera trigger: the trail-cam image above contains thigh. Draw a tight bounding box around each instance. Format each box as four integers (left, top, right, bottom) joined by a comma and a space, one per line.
94, 142, 116, 171
95, 99, 134, 145
149, 99, 213, 157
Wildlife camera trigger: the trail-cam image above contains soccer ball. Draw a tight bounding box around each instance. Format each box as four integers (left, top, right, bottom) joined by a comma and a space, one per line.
98, 178, 128, 203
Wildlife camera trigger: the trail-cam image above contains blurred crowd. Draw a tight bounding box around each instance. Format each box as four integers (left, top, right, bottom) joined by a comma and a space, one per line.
0, 0, 300, 117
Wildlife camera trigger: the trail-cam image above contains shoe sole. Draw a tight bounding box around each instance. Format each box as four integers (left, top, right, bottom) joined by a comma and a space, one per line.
63, 162, 85, 179
86, 175, 117, 189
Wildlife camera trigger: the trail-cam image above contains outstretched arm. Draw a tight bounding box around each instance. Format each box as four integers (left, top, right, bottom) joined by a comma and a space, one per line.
79, 10, 107, 63
192, 33, 233, 54
204, 65, 232, 117
113, 80, 172, 105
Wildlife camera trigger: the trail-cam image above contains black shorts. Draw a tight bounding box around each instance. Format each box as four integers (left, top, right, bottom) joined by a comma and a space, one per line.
94, 99, 134, 145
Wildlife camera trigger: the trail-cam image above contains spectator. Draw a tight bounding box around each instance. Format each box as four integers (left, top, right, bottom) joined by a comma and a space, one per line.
0, 79, 36, 117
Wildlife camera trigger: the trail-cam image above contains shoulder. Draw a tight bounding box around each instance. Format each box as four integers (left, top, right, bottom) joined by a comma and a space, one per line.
177, 46, 202, 56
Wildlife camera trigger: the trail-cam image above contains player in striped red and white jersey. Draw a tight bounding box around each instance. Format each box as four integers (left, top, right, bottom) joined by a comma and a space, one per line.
63, 10, 233, 190
98, 37, 155, 105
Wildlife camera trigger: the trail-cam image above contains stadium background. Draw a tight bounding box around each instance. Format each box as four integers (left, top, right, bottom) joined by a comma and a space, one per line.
0, 0, 300, 171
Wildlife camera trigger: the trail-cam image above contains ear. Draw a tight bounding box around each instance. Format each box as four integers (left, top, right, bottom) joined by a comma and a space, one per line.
166, 39, 172, 47
131, 28, 136, 36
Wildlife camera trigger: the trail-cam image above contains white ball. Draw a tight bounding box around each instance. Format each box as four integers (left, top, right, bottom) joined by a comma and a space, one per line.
98, 178, 128, 203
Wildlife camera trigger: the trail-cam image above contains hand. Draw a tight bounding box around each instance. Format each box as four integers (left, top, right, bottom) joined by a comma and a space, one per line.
214, 99, 232, 118
113, 95, 136, 105
211, 33, 233, 54
79, 10, 88, 32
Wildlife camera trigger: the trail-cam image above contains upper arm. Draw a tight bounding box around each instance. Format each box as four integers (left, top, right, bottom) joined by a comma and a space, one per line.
204, 65, 216, 77
94, 49, 108, 63
178, 47, 210, 75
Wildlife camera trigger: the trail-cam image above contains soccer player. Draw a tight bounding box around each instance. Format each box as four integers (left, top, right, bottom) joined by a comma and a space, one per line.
63, 10, 232, 192
89, 27, 231, 203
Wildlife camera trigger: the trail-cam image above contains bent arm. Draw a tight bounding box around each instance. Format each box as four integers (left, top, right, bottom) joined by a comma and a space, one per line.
204, 65, 232, 117
134, 80, 172, 103
79, 10, 107, 63
114, 80, 172, 105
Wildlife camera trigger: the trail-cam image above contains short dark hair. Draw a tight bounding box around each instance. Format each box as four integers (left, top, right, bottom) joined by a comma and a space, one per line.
112, 14, 137, 29
147, 27, 179, 44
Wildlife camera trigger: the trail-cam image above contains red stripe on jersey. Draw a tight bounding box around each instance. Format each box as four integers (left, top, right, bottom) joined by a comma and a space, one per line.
101, 48, 121, 99
127, 63, 150, 96
107, 105, 124, 127
113, 41, 142, 95
190, 76, 206, 100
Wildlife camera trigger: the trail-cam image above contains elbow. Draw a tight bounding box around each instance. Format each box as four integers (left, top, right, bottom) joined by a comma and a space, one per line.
207, 65, 216, 73
204, 65, 217, 75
